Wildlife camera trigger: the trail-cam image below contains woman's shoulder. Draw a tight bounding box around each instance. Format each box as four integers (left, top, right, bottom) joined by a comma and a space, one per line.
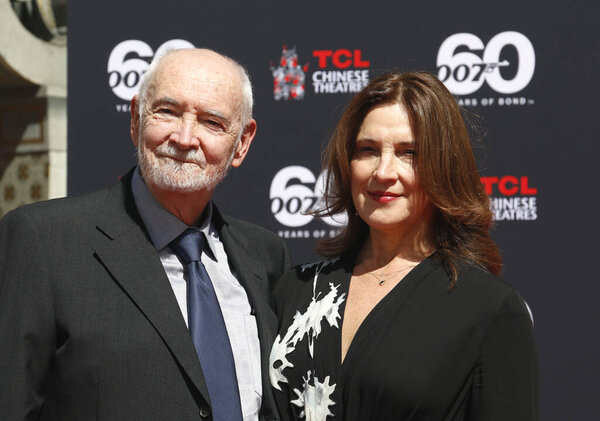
453, 260, 514, 294
450, 259, 532, 322
273, 256, 349, 314
279, 256, 347, 284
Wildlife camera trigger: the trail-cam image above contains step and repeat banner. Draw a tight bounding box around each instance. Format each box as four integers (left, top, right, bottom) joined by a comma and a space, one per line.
68, 1, 599, 419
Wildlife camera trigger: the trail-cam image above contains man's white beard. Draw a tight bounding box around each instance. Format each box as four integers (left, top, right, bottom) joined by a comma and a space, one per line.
137, 141, 236, 193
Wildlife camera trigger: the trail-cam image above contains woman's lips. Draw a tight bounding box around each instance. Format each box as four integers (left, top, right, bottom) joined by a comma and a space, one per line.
367, 191, 401, 203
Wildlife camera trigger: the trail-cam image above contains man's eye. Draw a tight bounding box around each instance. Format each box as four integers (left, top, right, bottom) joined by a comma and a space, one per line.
205, 119, 224, 130
157, 108, 175, 115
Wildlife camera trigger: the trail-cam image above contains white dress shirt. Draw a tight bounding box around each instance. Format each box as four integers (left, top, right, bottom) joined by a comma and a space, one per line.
131, 168, 261, 420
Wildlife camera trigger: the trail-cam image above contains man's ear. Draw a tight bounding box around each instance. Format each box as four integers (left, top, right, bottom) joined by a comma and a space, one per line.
130, 95, 140, 147
231, 119, 257, 168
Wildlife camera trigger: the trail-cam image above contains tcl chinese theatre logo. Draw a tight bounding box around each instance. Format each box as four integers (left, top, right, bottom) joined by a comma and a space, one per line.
312, 49, 370, 94
481, 176, 538, 221
270, 45, 370, 99
270, 46, 309, 100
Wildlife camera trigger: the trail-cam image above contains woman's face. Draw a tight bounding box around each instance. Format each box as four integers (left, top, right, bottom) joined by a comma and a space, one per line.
350, 103, 433, 236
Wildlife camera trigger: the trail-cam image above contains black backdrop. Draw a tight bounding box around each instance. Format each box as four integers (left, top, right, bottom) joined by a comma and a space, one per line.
68, 1, 600, 418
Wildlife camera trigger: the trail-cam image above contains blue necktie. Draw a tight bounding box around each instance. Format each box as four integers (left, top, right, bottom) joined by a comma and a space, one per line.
170, 228, 243, 421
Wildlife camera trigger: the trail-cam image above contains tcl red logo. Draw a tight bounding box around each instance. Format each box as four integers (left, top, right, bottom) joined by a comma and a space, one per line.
480, 176, 537, 196
313, 49, 370, 69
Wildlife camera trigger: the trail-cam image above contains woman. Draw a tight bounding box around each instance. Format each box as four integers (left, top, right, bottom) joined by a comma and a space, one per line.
269, 72, 538, 420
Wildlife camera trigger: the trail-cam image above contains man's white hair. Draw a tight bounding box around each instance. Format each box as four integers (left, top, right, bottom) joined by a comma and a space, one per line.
136, 48, 254, 127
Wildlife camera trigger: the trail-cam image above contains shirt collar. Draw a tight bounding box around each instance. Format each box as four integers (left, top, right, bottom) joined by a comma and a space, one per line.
131, 167, 218, 259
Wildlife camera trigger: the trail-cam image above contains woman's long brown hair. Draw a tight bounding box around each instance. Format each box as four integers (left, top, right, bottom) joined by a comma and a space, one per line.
312, 71, 501, 285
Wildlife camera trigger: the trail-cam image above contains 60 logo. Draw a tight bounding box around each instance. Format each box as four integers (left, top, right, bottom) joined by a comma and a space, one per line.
437, 31, 535, 95
108, 39, 195, 101
270, 166, 347, 228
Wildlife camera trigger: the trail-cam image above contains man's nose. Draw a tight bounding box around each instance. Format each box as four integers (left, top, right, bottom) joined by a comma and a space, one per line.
171, 117, 199, 150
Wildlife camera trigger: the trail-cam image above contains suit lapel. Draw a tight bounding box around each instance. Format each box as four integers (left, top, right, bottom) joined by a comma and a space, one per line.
92, 174, 211, 405
219, 219, 278, 342
218, 214, 279, 409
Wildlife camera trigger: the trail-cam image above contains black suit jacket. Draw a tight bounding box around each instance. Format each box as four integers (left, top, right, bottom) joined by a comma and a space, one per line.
0, 172, 291, 420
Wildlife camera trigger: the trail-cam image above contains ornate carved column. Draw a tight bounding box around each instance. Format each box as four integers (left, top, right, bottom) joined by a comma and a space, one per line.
0, 0, 66, 216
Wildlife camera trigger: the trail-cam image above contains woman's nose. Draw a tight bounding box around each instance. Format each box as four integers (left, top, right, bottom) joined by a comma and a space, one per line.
373, 153, 397, 182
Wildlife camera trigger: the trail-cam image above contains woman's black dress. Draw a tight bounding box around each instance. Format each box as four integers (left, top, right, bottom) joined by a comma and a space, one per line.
270, 253, 538, 420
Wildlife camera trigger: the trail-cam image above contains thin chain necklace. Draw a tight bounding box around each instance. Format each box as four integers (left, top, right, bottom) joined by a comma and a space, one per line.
365, 264, 417, 286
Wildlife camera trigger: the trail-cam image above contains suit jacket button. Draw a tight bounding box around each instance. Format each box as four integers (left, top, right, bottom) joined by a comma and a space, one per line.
199, 407, 210, 418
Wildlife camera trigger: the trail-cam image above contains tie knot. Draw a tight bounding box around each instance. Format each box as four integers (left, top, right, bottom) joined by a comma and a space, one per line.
170, 228, 206, 264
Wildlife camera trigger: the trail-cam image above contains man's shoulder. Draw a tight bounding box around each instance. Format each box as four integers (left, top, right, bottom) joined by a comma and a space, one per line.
217, 211, 290, 265
219, 213, 282, 243
1, 180, 124, 228
217, 211, 291, 277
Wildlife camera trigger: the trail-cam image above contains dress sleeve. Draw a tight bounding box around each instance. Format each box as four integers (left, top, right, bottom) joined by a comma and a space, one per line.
467, 289, 539, 421
0, 210, 55, 420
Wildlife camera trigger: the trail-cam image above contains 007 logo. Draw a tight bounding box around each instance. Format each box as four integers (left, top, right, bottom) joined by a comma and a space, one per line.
108, 39, 194, 102
437, 31, 535, 96
270, 166, 346, 230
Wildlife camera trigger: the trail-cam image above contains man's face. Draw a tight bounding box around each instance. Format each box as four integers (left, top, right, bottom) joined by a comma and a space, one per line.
131, 50, 253, 194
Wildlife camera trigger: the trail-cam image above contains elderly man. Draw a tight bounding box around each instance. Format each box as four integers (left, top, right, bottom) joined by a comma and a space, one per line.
0, 49, 290, 421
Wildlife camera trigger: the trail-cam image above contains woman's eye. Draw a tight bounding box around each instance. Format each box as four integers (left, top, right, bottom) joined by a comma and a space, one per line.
397, 148, 416, 156
357, 146, 376, 154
